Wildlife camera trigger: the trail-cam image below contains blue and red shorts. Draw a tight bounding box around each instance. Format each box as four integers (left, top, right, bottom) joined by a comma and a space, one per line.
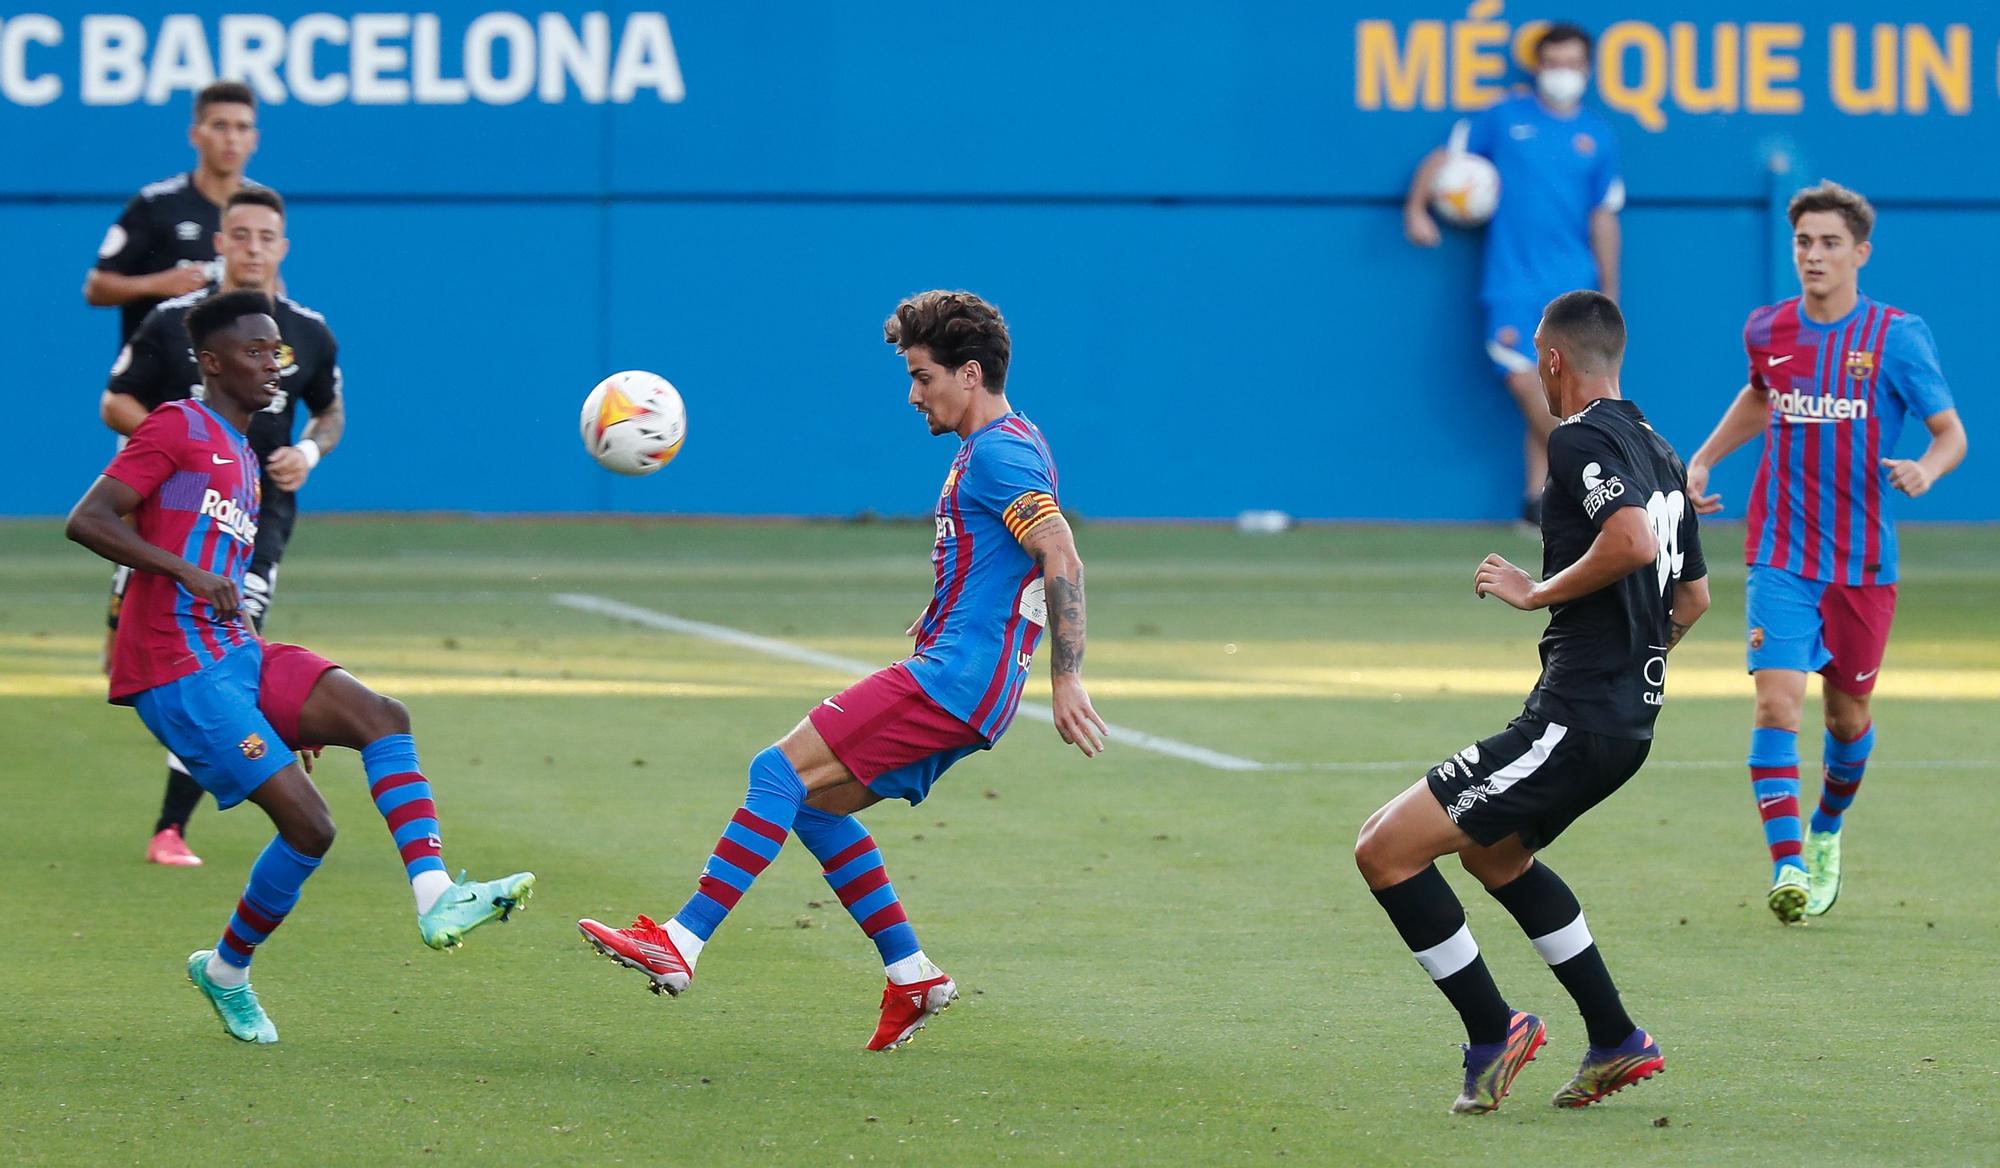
808, 663, 987, 806
129, 640, 341, 808
1745, 565, 1898, 696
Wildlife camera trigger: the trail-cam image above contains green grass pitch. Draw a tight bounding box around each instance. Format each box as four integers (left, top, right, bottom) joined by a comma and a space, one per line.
2, 517, 1995, 1165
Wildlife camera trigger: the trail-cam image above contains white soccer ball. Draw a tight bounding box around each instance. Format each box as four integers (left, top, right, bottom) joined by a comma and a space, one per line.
1430, 152, 1501, 228
580, 370, 687, 476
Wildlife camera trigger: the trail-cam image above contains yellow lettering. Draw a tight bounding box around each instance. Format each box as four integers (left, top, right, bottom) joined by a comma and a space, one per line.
1904, 24, 1970, 114
1511, 19, 1548, 74
1452, 17, 1510, 110
1830, 24, 1897, 115
1355, 20, 1446, 111
1598, 21, 1668, 131
1745, 24, 1804, 114
1671, 22, 1739, 114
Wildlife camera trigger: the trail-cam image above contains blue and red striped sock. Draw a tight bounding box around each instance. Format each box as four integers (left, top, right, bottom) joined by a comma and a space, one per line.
1811, 723, 1873, 835
674, 746, 807, 943
793, 806, 922, 969
362, 735, 448, 907
1749, 726, 1804, 878
214, 835, 322, 978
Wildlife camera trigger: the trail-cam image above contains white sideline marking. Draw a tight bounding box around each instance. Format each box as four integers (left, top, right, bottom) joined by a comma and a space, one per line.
552, 593, 1269, 772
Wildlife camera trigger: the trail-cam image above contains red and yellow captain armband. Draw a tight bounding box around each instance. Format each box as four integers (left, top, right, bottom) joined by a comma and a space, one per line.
1003, 491, 1061, 541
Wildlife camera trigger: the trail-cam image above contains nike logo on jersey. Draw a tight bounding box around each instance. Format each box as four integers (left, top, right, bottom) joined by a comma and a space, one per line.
1766, 354, 1794, 367
211, 453, 235, 464
1854, 668, 1879, 682
820, 698, 845, 713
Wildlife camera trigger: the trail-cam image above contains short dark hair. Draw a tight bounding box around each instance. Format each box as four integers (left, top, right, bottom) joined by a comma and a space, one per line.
226, 186, 285, 220
194, 81, 256, 121
1536, 22, 1593, 60
884, 291, 1011, 392
186, 288, 275, 352
1787, 180, 1875, 244
1540, 289, 1625, 370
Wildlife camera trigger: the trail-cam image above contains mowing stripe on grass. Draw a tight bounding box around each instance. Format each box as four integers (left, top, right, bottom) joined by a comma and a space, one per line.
552, 592, 1268, 773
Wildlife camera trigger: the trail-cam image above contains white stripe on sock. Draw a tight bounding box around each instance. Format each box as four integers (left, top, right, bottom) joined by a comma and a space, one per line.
1531, 913, 1594, 966
1413, 922, 1480, 980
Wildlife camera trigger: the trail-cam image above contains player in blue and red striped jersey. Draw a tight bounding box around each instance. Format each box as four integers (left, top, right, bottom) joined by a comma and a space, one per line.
1686, 182, 1968, 924
580, 290, 1107, 1051
65, 290, 534, 1045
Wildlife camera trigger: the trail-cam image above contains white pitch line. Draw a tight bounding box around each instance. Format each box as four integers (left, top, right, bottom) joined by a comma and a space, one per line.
552, 592, 1269, 772
1262, 758, 1994, 773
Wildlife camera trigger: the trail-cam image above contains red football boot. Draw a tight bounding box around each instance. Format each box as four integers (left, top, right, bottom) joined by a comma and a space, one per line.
867, 971, 958, 1051
577, 915, 693, 996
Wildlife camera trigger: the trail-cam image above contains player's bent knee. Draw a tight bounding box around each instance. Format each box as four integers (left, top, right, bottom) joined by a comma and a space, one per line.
374, 694, 412, 736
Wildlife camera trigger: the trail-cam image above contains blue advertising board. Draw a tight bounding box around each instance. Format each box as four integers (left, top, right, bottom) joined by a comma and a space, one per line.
1, 3, 1990, 519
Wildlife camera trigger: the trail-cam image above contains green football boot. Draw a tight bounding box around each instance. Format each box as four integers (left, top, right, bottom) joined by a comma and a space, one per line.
187, 950, 278, 1044
1767, 864, 1809, 925
1804, 829, 1843, 917
418, 870, 536, 951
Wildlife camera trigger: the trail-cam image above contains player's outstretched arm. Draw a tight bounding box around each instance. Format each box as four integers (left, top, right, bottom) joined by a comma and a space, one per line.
1019, 515, 1109, 758
1686, 385, 1767, 513
66, 476, 239, 617
1475, 507, 1658, 611
82, 266, 208, 308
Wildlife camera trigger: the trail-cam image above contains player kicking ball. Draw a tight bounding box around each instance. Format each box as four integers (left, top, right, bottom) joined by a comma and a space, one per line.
1354, 292, 1710, 1113
579, 290, 1106, 1050
66, 289, 534, 1044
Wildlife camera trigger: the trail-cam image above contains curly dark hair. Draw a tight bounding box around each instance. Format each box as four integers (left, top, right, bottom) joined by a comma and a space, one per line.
186, 288, 276, 352
884, 290, 1011, 392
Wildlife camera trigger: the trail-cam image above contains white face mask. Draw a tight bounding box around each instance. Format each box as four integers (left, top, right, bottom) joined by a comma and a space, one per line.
1538, 67, 1588, 106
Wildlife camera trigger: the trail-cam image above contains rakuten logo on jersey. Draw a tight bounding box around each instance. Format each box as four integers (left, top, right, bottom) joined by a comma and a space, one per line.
200, 489, 258, 545
1769, 389, 1869, 424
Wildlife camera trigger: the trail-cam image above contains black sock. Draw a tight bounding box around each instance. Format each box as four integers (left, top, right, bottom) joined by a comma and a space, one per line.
1373, 865, 1512, 1045
154, 758, 204, 836
1486, 861, 1635, 1049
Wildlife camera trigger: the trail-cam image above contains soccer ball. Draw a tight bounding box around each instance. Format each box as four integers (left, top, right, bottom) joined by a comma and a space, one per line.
1430, 153, 1500, 228
580, 370, 687, 476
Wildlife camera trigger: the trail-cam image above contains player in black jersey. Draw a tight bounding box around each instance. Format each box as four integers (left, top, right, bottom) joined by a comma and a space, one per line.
102, 187, 344, 867
83, 81, 262, 344
1354, 291, 1710, 1115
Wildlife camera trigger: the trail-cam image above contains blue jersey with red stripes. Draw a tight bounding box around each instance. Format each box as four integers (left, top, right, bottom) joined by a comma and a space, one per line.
902, 413, 1061, 741
1742, 295, 1954, 585
101, 399, 261, 702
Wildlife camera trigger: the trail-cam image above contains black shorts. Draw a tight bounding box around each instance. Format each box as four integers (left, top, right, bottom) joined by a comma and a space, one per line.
1425, 710, 1651, 850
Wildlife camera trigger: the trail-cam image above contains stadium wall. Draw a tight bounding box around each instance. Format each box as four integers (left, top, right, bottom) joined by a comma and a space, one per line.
2, 3, 1992, 521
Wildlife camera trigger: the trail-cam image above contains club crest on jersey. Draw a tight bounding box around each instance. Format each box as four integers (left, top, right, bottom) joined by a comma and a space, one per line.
1844, 349, 1877, 381
276, 343, 297, 373
941, 466, 962, 497
239, 733, 267, 760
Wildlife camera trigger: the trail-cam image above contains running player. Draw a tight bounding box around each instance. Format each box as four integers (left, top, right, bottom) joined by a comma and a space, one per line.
65, 289, 531, 1045
579, 290, 1106, 1050
1355, 291, 1709, 1113
103, 186, 344, 868
1685, 181, 1967, 923
83, 81, 262, 344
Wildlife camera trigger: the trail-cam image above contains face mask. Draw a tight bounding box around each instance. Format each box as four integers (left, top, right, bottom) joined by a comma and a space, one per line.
1538, 67, 1587, 106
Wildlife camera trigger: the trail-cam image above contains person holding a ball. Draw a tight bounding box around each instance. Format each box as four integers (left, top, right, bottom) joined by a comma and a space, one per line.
1401, 21, 1626, 529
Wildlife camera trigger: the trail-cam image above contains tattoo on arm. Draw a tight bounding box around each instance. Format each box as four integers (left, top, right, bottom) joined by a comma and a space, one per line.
305, 393, 346, 454
1045, 573, 1086, 676
1666, 619, 1693, 652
